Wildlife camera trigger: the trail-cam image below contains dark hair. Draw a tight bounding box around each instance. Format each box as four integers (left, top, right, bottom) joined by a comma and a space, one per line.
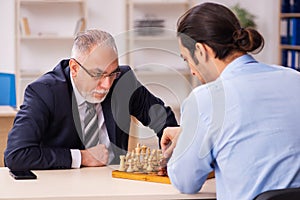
177, 2, 264, 60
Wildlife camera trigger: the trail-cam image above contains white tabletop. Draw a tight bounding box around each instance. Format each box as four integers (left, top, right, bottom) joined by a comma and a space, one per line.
0, 166, 216, 200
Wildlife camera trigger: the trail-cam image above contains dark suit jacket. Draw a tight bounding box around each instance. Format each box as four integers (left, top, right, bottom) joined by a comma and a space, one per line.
4, 59, 178, 170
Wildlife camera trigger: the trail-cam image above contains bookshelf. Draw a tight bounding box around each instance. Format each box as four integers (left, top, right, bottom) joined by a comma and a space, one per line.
125, 0, 198, 148
279, 0, 300, 71
15, 0, 87, 105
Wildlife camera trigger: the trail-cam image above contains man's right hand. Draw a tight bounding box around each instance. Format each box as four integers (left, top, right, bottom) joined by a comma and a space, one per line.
80, 144, 108, 167
161, 127, 181, 159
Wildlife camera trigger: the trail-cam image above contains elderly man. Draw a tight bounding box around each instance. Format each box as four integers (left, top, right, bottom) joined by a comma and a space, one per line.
5, 29, 177, 170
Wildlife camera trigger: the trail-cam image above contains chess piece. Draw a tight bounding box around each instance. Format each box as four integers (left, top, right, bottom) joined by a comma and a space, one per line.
131, 150, 135, 159
157, 157, 168, 176
127, 159, 133, 173
133, 158, 139, 172
135, 153, 141, 169
135, 143, 141, 154
143, 156, 148, 170
119, 155, 126, 171
141, 145, 147, 154
151, 149, 158, 166
157, 149, 162, 159
146, 158, 153, 172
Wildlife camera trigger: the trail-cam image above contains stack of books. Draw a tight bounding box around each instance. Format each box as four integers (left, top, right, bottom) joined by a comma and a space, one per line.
134, 15, 165, 36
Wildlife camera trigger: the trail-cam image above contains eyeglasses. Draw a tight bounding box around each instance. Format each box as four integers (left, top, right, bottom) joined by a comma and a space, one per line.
72, 58, 121, 81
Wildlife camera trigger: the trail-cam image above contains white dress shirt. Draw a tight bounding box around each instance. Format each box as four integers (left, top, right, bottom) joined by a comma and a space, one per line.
70, 74, 114, 168
168, 55, 300, 199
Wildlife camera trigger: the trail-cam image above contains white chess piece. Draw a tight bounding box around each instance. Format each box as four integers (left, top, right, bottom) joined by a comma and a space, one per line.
146, 158, 153, 172
143, 156, 148, 170
119, 155, 126, 171
133, 158, 139, 172
127, 159, 133, 173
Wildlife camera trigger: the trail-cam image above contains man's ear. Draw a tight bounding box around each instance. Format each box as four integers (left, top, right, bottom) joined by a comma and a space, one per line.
196, 42, 214, 62
195, 42, 208, 62
69, 59, 79, 77
195, 43, 204, 56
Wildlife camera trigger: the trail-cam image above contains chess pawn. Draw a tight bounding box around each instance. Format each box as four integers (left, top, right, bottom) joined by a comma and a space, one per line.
133, 158, 139, 172
135, 153, 141, 169
125, 152, 130, 162
143, 156, 148, 170
151, 150, 158, 166
146, 158, 153, 172
126, 160, 133, 173
119, 155, 126, 171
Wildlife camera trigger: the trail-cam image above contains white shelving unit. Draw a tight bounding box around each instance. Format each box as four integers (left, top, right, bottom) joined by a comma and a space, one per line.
15, 0, 87, 105
125, 0, 197, 149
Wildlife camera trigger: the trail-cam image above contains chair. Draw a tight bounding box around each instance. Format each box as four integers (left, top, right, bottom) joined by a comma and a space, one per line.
253, 187, 300, 200
0, 72, 16, 108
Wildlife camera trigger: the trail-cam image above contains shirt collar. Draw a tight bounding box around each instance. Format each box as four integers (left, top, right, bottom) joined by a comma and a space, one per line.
70, 71, 85, 107
220, 54, 257, 78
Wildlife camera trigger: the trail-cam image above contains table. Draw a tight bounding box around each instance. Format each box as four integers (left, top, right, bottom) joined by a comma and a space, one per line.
0, 106, 17, 167
0, 166, 216, 200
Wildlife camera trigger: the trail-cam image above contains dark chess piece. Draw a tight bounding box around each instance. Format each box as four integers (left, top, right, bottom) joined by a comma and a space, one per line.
157, 157, 168, 176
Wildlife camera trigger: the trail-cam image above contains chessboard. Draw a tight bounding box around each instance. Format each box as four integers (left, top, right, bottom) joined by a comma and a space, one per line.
111, 143, 215, 184
112, 170, 170, 184
112, 170, 215, 184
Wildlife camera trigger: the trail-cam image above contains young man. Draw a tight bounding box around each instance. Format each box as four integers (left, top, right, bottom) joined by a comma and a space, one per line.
161, 3, 300, 200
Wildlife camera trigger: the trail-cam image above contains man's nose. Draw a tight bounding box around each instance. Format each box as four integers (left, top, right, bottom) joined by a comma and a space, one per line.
97, 76, 113, 90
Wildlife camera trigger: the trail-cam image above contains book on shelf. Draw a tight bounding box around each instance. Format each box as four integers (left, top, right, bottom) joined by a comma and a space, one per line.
291, 18, 300, 45
280, 18, 290, 44
20, 17, 31, 36
281, 0, 300, 13
282, 49, 300, 70
74, 18, 86, 36
281, 0, 290, 13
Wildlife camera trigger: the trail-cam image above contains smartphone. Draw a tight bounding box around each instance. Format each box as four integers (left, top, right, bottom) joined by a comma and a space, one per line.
9, 170, 37, 180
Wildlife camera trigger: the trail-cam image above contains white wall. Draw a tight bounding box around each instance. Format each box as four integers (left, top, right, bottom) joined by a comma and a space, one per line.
0, 0, 280, 73
0, 0, 15, 73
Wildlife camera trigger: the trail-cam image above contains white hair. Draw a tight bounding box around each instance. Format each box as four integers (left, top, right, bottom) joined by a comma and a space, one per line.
71, 29, 118, 61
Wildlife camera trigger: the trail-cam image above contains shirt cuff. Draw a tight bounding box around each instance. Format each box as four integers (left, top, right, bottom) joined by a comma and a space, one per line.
70, 149, 81, 168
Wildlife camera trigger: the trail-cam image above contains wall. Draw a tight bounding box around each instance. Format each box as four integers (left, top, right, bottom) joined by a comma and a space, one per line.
0, 0, 280, 74
0, 0, 15, 73
0, 0, 127, 74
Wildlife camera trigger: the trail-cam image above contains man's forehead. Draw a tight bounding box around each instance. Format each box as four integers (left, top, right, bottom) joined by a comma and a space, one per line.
83, 46, 118, 70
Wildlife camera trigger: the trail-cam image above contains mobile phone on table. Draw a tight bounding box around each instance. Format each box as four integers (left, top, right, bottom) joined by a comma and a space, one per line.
9, 170, 37, 180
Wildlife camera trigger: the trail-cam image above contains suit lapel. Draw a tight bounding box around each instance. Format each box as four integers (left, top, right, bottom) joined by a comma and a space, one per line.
63, 63, 84, 148
102, 96, 116, 144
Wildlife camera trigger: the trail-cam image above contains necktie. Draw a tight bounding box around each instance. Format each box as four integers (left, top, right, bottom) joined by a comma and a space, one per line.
84, 102, 99, 148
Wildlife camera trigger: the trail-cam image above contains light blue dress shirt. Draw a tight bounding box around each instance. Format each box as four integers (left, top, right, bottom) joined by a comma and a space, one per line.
167, 55, 300, 200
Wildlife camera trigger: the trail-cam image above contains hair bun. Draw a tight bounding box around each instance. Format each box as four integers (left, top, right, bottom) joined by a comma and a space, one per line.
233, 28, 264, 53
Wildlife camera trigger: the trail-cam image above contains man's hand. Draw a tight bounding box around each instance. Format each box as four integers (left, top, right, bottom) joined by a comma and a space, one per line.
80, 144, 109, 167
161, 127, 181, 158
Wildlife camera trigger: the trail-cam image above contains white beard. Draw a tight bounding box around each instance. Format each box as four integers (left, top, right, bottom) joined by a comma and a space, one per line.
82, 89, 109, 104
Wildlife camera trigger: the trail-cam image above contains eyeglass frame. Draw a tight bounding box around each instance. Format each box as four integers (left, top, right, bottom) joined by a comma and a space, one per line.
71, 58, 121, 80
